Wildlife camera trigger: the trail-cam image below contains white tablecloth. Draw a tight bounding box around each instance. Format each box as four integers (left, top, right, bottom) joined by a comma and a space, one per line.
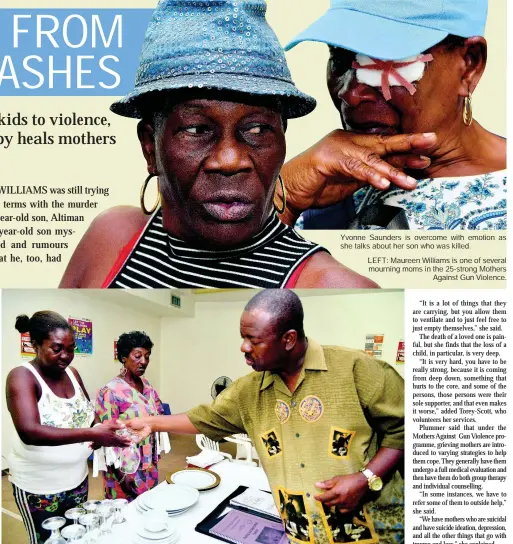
97, 460, 270, 543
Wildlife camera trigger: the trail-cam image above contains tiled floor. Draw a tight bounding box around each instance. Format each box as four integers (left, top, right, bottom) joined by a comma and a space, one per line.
1, 435, 237, 544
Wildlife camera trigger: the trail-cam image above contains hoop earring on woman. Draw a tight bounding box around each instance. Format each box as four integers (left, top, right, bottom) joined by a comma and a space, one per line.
273, 175, 287, 214
140, 173, 161, 215
120, 365, 127, 377
463, 92, 473, 126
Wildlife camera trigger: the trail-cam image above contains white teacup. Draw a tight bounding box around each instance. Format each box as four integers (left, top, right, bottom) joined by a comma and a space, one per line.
143, 510, 168, 533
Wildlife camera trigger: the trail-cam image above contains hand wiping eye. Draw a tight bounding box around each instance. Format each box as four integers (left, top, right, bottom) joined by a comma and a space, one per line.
352, 54, 434, 101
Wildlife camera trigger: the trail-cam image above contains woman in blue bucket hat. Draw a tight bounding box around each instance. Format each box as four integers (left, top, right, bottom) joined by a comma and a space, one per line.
281, 0, 506, 230
61, 0, 385, 289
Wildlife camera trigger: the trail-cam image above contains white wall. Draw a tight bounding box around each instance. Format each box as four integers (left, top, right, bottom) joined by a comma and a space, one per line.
1, 290, 162, 468
159, 291, 404, 414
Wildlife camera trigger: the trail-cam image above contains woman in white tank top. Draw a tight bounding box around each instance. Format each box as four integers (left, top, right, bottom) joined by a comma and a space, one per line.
5, 311, 134, 544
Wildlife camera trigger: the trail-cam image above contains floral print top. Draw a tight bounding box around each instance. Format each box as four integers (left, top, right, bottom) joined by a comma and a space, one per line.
95, 377, 164, 470
353, 170, 507, 230
26, 362, 95, 430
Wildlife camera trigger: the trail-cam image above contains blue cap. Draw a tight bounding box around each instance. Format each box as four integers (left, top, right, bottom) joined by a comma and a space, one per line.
285, 0, 488, 60
111, 0, 316, 119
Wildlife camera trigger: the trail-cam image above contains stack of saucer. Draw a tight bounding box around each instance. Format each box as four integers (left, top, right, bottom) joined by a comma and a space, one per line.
135, 484, 200, 517
133, 513, 179, 544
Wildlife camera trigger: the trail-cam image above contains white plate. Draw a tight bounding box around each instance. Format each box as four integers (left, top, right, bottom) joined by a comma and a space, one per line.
136, 527, 177, 541
133, 534, 178, 544
169, 470, 218, 490
166, 507, 194, 516
137, 505, 190, 517
146, 485, 200, 512
138, 498, 190, 514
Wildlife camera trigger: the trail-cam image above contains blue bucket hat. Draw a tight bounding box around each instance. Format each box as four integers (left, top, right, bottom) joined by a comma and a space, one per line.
285, 0, 488, 60
111, 0, 316, 119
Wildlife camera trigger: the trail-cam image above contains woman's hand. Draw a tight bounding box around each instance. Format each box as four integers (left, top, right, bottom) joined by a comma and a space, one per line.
125, 418, 153, 442
279, 130, 437, 225
90, 420, 131, 448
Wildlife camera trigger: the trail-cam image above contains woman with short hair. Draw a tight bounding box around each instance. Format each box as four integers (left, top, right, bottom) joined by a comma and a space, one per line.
95, 331, 168, 502
283, 0, 507, 230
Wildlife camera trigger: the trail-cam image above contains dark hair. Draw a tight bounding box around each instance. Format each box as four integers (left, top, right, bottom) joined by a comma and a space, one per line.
117, 331, 154, 363
14, 311, 72, 346
244, 289, 305, 339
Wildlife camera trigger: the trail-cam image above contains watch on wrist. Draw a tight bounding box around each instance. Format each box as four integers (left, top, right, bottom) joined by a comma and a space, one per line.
360, 467, 383, 491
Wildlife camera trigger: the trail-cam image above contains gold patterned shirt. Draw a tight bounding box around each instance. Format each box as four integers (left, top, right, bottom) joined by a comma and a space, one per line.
187, 339, 404, 544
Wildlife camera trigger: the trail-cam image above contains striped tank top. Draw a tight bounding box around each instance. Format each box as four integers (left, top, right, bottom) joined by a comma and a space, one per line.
105, 209, 326, 289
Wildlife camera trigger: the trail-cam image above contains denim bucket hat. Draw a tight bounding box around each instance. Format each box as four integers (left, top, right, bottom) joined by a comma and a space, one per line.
285, 0, 488, 60
111, 0, 316, 119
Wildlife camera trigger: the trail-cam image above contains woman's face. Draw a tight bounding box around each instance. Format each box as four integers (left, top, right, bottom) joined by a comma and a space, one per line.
326, 43, 469, 135
123, 346, 151, 378
142, 98, 286, 249
34, 328, 75, 374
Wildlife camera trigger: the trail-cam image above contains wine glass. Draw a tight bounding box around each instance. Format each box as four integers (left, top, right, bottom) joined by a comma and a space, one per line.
43, 535, 66, 544
97, 502, 114, 535
64, 507, 86, 525
111, 498, 128, 524
61, 524, 86, 542
42, 517, 66, 543
81, 500, 101, 513
78, 513, 99, 544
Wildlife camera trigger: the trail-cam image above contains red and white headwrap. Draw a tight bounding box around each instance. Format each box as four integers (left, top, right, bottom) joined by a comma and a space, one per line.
352, 53, 434, 101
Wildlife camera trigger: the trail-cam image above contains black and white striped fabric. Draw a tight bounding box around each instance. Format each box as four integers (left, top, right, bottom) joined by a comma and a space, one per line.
107, 209, 325, 288
12, 485, 38, 544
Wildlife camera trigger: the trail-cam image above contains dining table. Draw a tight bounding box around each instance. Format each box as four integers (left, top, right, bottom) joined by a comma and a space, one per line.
89, 460, 271, 543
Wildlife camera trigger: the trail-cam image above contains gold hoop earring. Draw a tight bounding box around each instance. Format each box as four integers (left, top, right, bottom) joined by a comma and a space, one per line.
463, 92, 473, 126
140, 173, 161, 215
273, 175, 287, 214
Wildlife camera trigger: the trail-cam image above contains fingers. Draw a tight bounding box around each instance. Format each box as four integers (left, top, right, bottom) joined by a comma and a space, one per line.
111, 419, 125, 429
350, 132, 437, 156
325, 500, 342, 508
362, 151, 417, 190
125, 419, 142, 430
338, 507, 353, 514
315, 478, 336, 489
386, 154, 431, 170
340, 152, 416, 191
138, 425, 153, 441
338, 156, 392, 190
314, 488, 339, 503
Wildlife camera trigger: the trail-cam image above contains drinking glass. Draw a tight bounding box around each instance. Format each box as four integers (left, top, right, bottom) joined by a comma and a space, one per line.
78, 513, 99, 544
42, 517, 66, 543
81, 500, 101, 514
61, 524, 86, 542
97, 502, 114, 535
43, 535, 66, 544
114, 428, 142, 474
64, 507, 86, 525
111, 498, 128, 524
